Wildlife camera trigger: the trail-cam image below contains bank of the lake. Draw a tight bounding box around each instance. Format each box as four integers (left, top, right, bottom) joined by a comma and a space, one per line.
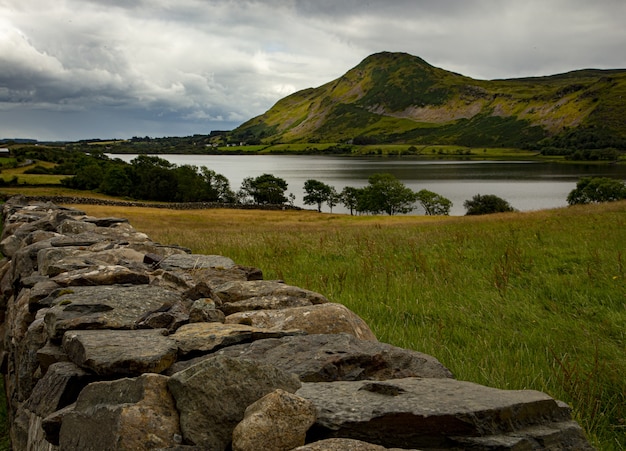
110, 154, 626, 216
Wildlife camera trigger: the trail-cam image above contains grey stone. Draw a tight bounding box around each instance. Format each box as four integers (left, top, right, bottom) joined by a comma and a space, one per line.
62, 329, 177, 376
56, 219, 98, 234
134, 299, 189, 332
82, 216, 129, 227
24, 361, 94, 417
296, 377, 588, 450
168, 355, 301, 450
59, 374, 181, 451
225, 303, 377, 340
37, 341, 70, 373
213, 280, 327, 304
170, 322, 303, 357
51, 265, 150, 287
232, 389, 316, 451
221, 294, 314, 315
159, 253, 236, 271
207, 333, 453, 382
188, 298, 225, 323
43, 284, 183, 340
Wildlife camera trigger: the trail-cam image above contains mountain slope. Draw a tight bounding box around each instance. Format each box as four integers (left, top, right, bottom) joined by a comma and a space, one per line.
231, 52, 626, 148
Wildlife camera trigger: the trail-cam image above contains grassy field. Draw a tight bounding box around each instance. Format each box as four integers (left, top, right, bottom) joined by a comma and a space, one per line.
69, 202, 626, 449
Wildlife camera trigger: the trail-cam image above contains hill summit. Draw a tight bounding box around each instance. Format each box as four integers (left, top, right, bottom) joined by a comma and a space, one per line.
231, 52, 626, 149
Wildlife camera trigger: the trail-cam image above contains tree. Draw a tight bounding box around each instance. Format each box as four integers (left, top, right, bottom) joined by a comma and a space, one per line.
415, 189, 452, 215
326, 187, 340, 213
359, 173, 417, 215
99, 165, 132, 197
200, 167, 236, 203
340, 186, 362, 216
303, 179, 332, 212
239, 173, 288, 205
464, 194, 515, 215
566, 176, 626, 205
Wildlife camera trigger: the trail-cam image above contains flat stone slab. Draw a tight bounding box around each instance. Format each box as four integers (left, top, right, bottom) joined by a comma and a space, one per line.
225, 303, 377, 340
213, 280, 328, 304
170, 322, 304, 357
44, 285, 183, 340
159, 254, 236, 271
296, 377, 577, 449
62, 329, 177, 376
172, 334, 452, 381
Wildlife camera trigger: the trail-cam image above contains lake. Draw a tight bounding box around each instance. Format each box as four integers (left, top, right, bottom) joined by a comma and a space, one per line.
110, 154, 626, 216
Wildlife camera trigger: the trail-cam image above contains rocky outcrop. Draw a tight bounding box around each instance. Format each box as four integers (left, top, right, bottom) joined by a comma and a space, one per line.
0, 196, 594, 450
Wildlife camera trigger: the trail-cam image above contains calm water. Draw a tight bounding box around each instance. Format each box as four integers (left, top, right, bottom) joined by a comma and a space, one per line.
110, 154, 626, 216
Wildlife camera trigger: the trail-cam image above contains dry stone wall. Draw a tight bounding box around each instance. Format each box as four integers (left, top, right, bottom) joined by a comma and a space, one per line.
0, 196, 594, 450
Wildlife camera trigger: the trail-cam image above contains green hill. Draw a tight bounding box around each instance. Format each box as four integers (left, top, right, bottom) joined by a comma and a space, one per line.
231, 52, 626, 149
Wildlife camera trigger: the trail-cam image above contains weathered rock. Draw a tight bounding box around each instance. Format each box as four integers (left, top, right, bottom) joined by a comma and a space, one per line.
292, 438, 415, 451
38, 246, 148, 277
51, 265, 150, 286
13, 317, 49, 402
150, 268, 196, 292
134, 299, 190, 332
92, 222, 150, 242
221, 294, 315, 315
171, 333, 452, 382
62, 329, 177, 376
23, 362, 94, 417
26, 279, 61, 312
232, 389, 316, 451
170, 322, 304, 357
59, 373, 181, 450
168, 355, 301, 450
297, 377, 593, 450
37, 341, 70, 373
158, 253, 236, 271
43, 284, 183, 340
56, 219, 97, 234
81, 216, 129, 227
182, 265, 264, 287
213, 280, 327, 304
226, 303, 377, 340
0, 234, 24, 259
12, 240, 54, 282
49, 232, 110, 248
188, 298, 225, 323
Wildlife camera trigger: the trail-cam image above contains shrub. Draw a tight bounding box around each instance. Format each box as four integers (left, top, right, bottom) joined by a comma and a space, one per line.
464, 194, 516, 215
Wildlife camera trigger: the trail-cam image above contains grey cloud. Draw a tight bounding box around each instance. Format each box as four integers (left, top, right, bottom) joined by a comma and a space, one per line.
1, 0, 625, 140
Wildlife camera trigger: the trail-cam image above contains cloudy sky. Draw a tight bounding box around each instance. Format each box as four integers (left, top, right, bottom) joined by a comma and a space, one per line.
1, 0, 625, 141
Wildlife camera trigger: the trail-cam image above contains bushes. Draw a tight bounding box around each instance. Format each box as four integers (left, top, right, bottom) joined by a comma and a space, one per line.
567, 177, 626, 205
464, 194, 516, 215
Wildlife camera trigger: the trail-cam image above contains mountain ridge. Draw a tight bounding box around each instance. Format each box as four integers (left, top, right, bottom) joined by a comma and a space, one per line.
231, 52, 626, 149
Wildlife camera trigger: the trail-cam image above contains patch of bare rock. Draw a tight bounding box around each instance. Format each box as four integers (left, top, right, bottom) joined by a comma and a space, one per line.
0, 195, 594, 450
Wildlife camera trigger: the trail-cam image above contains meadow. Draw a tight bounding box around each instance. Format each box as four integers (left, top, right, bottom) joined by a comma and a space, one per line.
69, 202, 626, 449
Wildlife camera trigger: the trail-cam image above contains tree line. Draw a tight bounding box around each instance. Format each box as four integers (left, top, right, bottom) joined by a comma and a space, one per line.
13, 146, 626, 214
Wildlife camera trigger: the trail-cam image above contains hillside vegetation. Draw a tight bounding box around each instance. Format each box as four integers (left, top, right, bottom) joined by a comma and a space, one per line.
73, 202, 626, 449
231, 52, 626, 150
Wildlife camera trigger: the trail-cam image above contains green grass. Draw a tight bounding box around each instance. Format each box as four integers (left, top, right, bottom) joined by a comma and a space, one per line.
0, 161, 69, 185
76, 202, 626, 449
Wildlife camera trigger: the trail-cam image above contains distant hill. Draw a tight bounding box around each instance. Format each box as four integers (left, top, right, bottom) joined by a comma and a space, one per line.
231, 52, 626, 149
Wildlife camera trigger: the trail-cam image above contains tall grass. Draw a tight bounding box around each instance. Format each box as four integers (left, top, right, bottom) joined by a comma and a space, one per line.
74, 203, 625, 449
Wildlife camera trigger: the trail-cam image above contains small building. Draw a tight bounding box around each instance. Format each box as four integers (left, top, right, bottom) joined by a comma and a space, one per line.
0, 148, 10, 156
